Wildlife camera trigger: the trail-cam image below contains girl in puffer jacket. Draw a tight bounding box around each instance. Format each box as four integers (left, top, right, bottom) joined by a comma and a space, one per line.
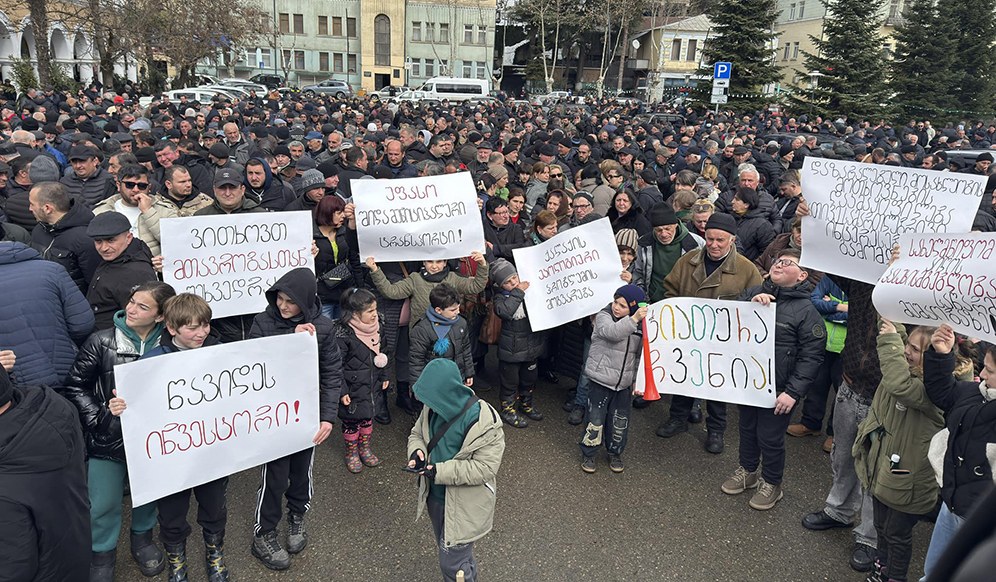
491, 258, 544, 429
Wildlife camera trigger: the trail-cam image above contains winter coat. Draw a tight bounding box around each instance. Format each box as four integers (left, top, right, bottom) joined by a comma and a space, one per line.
732, 208, 777, 262
772, 195, 801, 234
134, 192, 214, 256
193, 195, 267, 217
244, 162, 295, 211
524, 178, 547, 213
584, 306, 642, 391
482, 218, 527, 263
632, 225, 704, 294
370, 264, 489, 330
0, 384, 90, 582
493, 287, 544, 363
314, 224, 361, 308
247, 268, 344, 423
0, 243, 94, 388
0, 221, 31, 244
86, 239, 157, 330
715, 188, 783, 232
30, 199, 102, 294
331, 319, 388, 422
924, 348, 996, 518
737, 279, 825, 401
153, 156, 213, 198
663, 247, 763, 301
408, 314, 474, 385
61, 325, 160, 461
853, 330, 945, 515
606, 191, 652, 238
590, 183, 617, 217
810, 275, 847, 353
3, 184, 37, 230
60, 167, 116, 209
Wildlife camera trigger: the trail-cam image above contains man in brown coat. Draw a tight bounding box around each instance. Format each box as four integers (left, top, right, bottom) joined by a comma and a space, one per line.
657, 212, 762, 454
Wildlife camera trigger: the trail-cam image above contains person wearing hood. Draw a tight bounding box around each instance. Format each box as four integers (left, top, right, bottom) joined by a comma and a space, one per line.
84, 212, 158, 330
246, 268, 343, 571
61, 282, 176, 581
405, 358, 505, 582
0, 367, 90, 582
244, 158, 295, 211
729, 186, 776, 262
579, 285, 648, 474
721, 248, 825, 511
29, 181, 102, 293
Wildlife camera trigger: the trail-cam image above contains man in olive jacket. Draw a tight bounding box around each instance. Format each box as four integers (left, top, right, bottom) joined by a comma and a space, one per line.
407, 359, 504, 582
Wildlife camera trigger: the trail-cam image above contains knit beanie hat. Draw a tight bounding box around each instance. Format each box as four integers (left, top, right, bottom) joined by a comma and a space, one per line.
614, 284, 647, 315
296, 169, 325, 196
490, 258, 518, 287
705, 213, 738, 236
615, 228, 639, 253
648, 203, 679, 227
487, 165, 508, 181
28, 155, 61, 184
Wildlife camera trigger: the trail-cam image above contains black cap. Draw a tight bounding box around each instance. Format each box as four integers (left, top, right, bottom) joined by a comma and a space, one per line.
664, 141, 679, 149
686, 146, 701, 156
477, 141, 494, 150
978, 152, 994, 163
214, 168, 243, 187
538, 143, 557, 157
68, 145, 99, 161
135, 147, 155, 163
208, 142, 231, 159
705, 213, 737, 236
648, 203, 678, 227
86, 211, 132, 239
639, 169, 658, 184
733, 146, 749, 155
317, 159, 339, 178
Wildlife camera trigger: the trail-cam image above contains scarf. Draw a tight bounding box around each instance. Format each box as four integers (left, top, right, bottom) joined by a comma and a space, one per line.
425, 307, 457, 356
349, 316, 388, 368
420, 266, 450, 283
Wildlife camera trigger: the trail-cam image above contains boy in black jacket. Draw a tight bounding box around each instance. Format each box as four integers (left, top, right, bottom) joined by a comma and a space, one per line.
409, 284, 475, 397
722, 248, 825, 511
247, 268, 343, 570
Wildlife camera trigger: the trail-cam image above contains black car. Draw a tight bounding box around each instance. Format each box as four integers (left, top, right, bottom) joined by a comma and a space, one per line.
249, 74, 285, 89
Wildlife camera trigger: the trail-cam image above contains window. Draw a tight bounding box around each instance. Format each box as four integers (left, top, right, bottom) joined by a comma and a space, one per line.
279, 13, 289, 34
412, 60, 421, 77
347, 53, 357, 73
464, 25, 474, 44
798, 1, 805, 18
347, 17, 357, 38
319, 52, 330, 71
318, 16, 328, 36
334, 53, 344, 73
477, 26, 487, 45
425, 59, 435, 77
293, 13, 304, 34
257, 48, 272, 69
425, 22, 435, 42
476, 61, 487, 79
792, 42, 800, 59
670, 39, 681, 60
789, 3, 796, 19
374, 14, 391, 66
439, 59, 448, 75
295, 50, 305, 69
412, 21, 422, 42
439, 23, 449, 43
462, 60, 472, 77
783, 45, 790, 61
332, 16, 343, 36
686, 39, 697, 62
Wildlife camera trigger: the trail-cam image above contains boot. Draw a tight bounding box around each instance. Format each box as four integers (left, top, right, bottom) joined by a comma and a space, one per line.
499, 400, 528, 428
164, 542, 189, 582
517, 389, 544, 421
130, 529, 166, 576
203, 532, 230, 582
89, 549, 116, 582
373, 385, 391, 425
286, 513, 308, 554
344, 433, 362, 473
396, 381, 416, 415
357, 428, 381, 467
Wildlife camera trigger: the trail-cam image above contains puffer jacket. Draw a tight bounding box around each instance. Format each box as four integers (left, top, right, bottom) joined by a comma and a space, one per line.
60, 166, 116, 208
60, 323, 162, 461
0, 242, 94, 389
663, 247, 763, 301
331, 319, 388, 422
30, 199, 101, 294
738, 279, 825, 400
370, 263, 489, 330
314, 224, 360, 309
247, 268, 344, 423
493, 287, 544, 363
408, 314, 474, 385
584, 305, 642, 391
134, 192, 214, 256
732, 207, 777, 262
853, 330, 945, 515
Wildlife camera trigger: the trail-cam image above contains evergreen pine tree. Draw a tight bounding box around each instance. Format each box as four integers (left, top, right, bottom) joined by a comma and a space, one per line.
948, 0, 996, 116
793, 0, 892, 119
890, 0, 957, 120
693, 0, 782, 112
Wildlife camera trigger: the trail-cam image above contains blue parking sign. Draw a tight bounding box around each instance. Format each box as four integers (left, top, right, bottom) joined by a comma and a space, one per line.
713, 62, 732, 79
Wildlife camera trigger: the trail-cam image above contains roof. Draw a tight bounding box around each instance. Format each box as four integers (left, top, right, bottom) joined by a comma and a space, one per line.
633, 14, 715, 39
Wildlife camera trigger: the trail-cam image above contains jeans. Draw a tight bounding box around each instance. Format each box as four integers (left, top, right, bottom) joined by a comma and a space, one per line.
428, 497, 477, 582
88, 458, 158, 552
873, 496, 924, 581
737, 404, 793, 485
573, 337, 592, 408
321, 302, 341, 320
823, 382, 877, 548
579, 382, 632, 457
920, 502, 964, 581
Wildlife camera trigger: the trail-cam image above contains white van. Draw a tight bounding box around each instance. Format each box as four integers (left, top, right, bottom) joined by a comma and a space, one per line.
418, 77, 490, 102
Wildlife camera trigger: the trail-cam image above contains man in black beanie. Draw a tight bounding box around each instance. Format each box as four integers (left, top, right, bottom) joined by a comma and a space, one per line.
655, 211, 762, 454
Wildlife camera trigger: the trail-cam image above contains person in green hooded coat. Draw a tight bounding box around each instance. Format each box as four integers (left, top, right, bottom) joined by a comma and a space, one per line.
406, 359, 505, 582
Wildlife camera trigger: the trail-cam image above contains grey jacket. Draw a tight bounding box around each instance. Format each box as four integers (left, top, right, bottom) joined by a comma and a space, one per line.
632, 226, 705, 294
584, 306, 642, 390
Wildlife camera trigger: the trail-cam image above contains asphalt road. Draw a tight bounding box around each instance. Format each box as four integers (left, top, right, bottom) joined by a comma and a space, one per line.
115, 368, 930, 582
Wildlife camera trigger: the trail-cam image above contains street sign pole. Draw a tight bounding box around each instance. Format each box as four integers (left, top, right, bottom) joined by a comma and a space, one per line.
711, 61, 732, 115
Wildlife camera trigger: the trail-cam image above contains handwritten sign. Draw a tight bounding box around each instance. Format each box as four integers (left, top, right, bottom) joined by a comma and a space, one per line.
352, 172, 486, 262
636, 297, 777, 408
873, 232, 996, 344
800, 158, 985, 283
115, 333, 320, 506
512, 218, 623, 331
160, 211, 314, 318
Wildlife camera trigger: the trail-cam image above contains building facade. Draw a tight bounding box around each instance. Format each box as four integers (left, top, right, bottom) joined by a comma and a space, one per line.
629, 14, 713, 101
0, 9, 104, 88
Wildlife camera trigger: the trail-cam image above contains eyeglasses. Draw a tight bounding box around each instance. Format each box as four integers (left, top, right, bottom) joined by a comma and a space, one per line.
608, 174, 623, 179
122, 181, 150, 190
772, 259, 801, 268
550, 172, 563, 178
572, 203, 591, 209
491, 210, 510, 216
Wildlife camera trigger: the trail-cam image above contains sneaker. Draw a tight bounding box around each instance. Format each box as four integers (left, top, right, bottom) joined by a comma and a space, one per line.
851, 543, 877, 573
580, 456, 596, 473
802, 509, 853, 531
748, 479, 783, 510
655, 418, 689, 438
286, 513, 307, 554
567, 405, 585, 426
786, 423, 821, 437
251, 530, 290, 570
608, 455, 624, 473
721, 466, 760, 495
823, 436, 834, 453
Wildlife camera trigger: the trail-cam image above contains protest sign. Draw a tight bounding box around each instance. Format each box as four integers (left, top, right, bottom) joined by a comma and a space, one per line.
512, 218, 623, 332
160, 211, 314, 318
115, 333, 320, 506
800, 157, 985, 283
635, 297, 777, 408
873, 232, 996, 345
352, 172, 486, 262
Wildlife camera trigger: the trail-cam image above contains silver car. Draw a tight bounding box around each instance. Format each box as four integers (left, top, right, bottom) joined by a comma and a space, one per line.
300, 79, 354, 98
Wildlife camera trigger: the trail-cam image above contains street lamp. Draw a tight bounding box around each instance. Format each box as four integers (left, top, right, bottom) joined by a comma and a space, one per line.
808, 70, 823, 118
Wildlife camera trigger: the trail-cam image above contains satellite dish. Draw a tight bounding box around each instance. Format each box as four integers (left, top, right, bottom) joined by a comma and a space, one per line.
632, 39, 641, 50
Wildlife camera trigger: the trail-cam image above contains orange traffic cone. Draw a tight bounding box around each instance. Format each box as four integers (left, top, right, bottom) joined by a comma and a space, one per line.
640, 319, 661, 401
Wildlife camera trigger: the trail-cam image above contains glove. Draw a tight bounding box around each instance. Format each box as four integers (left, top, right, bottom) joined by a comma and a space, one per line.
409, 450, 426, 471
419, 465, 436, 480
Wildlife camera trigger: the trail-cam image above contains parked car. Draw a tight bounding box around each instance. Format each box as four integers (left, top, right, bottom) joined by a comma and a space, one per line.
217, 78, 267, 94
393, 90, 441, 106
372, 85, 408, 98
300, 79, 354, 98
248, 73, 285, 89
